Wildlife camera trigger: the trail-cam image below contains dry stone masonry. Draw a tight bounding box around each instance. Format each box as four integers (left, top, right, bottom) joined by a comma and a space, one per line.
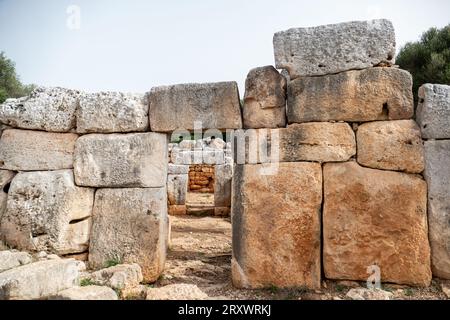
0, 18, 449, 300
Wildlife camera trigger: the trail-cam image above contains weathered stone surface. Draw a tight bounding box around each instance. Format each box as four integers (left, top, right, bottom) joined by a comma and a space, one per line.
77, 92, 149, 133
234, 123, 356, 164
0, 170, 15, 222
243, 66, 286, 129
357, 120, 424, 173
423, 140, 450, 279
0, 129, 78, 171
0, 250, 33, 273
0, 259, 83, 300
88, 188, 168, 282
50, 285, 118, 300
232, 162, 322, 289
214, 207, 230, 217
417, 84, 450, 139
167, 174, 188, 205
346, 288, 393, 300
273, 19, 396, 78
146, 284, 208, 300
168, 205, 187, 216
214, 164, 233, 207
0, 87, 79, 132
280, 123, 356, 162
168, 164, 189, 174
0, 170, 94, 254
323, 161, 431, 286
88, 264, 143, 290
287, 68, 413, 123
74, 133, 167, 188
149, 82, 242, 132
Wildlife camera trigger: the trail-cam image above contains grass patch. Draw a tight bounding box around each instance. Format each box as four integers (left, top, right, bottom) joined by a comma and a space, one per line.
105, 257, 122, 268
80, 278, 96, 287
404, 288, 414, 297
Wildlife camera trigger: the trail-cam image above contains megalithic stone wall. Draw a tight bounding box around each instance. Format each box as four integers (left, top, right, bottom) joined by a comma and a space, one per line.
0, 91, 171, 282
417, 84, 450, 279
232, 18, 433, 289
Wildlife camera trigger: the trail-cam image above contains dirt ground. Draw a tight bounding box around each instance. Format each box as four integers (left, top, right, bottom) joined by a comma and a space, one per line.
155, 215, 449, 300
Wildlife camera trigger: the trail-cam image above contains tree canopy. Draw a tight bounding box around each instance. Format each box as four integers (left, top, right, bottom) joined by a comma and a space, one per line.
0, 52, 35, 103
396, 24, 450, 101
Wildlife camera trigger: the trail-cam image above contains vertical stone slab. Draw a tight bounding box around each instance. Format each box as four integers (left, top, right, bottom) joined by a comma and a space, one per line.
323, 161, 431, 286
423, 140, 450, 279
243, 66, 287, 129
214, 164, 233, 207
167, 174, 188, 205
88, 188, 168, 282
417, 84, 450, 139
232, 162, 322, 289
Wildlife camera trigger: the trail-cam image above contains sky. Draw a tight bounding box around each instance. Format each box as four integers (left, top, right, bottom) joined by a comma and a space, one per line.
0, 0, 449, 95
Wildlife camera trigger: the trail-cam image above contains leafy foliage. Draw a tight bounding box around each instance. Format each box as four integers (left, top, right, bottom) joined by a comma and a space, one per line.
0, 52, 35, 103
396, 24, 450, 102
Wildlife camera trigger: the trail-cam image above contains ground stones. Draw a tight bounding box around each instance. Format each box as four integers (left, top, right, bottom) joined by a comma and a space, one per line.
323, 161, 431, 286
50, 285, 118, 300
0, 259, 83, 300
287, 68, 413, 123
74, 133, 167, 188
88, 188, 168, 282
149, 82, 242, 132
417, 84, 450, 139
0, 87, 79, 132
423, 140, 450, 279
232, 162, 322, 289
0, 250, 32, 273
243, 66, 287, 129
0, 170, 94, 254
0, 129, 78, 171
273, 19, 396, 78
357, 120, 424, 173
77, 92, 149, 133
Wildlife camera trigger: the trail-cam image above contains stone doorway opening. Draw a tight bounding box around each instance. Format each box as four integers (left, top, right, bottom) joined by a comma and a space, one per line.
186, 165, 215, 216
162, 136, 234, 295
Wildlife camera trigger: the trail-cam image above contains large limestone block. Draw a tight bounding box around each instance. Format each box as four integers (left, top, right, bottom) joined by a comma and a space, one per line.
0, 170, 15, 222
357, 120, 424, 173
74, 133, 167, 188
0, 87, 79, 132
423, 140, 450, 279
214, 164, 233, 207
0, 129, 78, 171
287, 68, 413, 123
50, 285, 118, 300
233, 123, 356, 164
279, 123, 355, 162
273, 19, 396, 78
416, 84, 450, 139
77, 92, 149, 133
232, 162, 322, 289
323, 161, 431, 286
0, 170, 94, 254
243, 66, 286, 129
88, 188, 168, 282
168, 164, 189, 174
149, 82, 242, 132
167, 174, 188, 205
0, 250, 33, 273
146, 284, 208, 300
0, 259, 83, 300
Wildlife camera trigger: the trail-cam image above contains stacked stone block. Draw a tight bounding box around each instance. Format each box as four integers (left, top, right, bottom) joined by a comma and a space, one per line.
417, 84, 450, 279
232, 19, 432, 289
0, 89, 168, 282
